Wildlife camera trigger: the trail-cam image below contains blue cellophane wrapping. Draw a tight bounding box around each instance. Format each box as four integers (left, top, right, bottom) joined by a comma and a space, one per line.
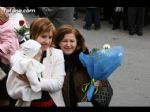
79, 46, 124, 101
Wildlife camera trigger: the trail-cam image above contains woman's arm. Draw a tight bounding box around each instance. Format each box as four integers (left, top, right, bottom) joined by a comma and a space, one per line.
0, 24, 19, 64
0, 29, 15, 55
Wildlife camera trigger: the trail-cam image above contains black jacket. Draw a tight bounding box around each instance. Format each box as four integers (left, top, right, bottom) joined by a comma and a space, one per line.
62, 51, 90, 106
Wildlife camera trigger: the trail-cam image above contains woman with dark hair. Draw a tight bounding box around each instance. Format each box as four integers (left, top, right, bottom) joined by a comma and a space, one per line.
54, 25, 113, 107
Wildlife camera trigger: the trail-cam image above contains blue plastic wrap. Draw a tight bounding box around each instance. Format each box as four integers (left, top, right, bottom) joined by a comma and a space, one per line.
79, 46, 124, 101
79, 46, 123, 80
86, 84, 95, 101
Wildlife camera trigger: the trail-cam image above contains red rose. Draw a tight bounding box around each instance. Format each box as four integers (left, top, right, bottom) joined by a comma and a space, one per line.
19, 20, 25, 26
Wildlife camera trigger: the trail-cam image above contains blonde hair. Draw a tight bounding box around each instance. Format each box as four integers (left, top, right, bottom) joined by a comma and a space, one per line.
0, 8, 8, 24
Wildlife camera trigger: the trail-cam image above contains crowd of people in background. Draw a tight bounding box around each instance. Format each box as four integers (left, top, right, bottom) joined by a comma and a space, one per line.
82, 7, 147, 36
31, 7, 149, 36
16, 7, 149, 36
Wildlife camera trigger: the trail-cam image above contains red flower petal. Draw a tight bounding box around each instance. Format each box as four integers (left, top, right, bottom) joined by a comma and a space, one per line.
19, 20, 25, 26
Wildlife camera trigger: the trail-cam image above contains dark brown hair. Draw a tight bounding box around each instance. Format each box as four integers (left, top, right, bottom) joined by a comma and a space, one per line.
54, 25, 88, 52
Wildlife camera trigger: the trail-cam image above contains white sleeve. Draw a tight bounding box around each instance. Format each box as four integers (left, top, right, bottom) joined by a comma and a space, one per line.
40, 50, 66, 92
25, 61, 41, 92
115, 7, 124, 12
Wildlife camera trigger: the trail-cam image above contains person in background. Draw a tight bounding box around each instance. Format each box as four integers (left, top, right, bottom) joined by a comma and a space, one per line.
111, 7, 128, 30
1, 7, 29, 44
73, 7, 78, 20
38, 7, 74, 28
0, 7, 19, 106
83, 7, 101, 30
54, 25, 113, 106
144, 7, 150, 26
128, 7, 145, 36
17, 18, 66, 107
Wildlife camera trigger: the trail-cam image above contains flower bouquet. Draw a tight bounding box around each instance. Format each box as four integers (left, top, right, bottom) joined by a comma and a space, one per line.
79, 44, 124, 101
15, 20, 29, 43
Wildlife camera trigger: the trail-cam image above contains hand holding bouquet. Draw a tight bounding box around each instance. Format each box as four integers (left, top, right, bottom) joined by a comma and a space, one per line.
79, 44, 124, 101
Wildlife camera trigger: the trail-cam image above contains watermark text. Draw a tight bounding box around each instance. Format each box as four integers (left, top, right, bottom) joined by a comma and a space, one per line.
5, 8, 35, 13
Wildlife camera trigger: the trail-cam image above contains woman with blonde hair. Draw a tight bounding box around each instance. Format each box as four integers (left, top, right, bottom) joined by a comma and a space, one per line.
0, 8, 19, 106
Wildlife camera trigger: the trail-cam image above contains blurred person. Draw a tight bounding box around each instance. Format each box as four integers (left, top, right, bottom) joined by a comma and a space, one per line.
112, 7, 128, 30
0, 8, 19, 106
102, 7, 113, 22
83, 7, 101, 30
2, 7, 29, 44
38, 7, 74, 28
128, 7, 145, 36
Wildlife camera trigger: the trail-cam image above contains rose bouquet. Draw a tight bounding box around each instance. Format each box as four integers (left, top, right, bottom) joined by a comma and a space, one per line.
79, 44, 124, 101
15, 20, 29, 42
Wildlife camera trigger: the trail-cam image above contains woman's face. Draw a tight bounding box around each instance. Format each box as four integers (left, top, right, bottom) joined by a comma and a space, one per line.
36, 31, 53, 51
59, 33, 77, 55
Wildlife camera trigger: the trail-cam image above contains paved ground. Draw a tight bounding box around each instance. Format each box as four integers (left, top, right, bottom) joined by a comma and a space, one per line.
24, 12, 150, 107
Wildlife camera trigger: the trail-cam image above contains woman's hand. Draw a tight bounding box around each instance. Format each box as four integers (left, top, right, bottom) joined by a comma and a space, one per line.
94, 80, 102, 88
17, 74, 29, 83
